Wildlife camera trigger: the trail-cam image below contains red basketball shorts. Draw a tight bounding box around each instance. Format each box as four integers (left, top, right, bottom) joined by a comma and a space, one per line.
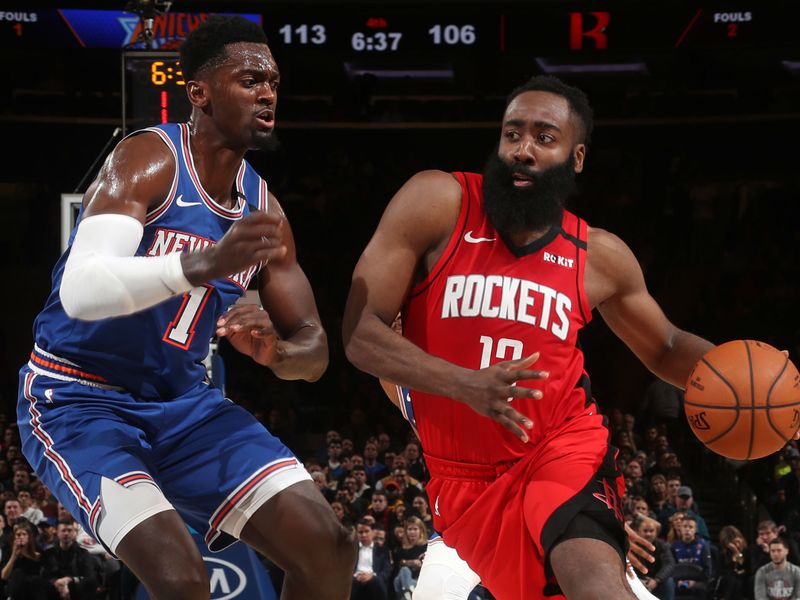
424, 410, 626, 600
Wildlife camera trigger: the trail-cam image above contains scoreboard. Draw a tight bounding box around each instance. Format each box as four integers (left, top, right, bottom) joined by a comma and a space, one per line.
2, 5, 796, 53
2, 3, 798, 129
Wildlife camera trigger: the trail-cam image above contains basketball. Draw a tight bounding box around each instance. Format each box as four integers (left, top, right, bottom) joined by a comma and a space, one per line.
684, 340, 800, 461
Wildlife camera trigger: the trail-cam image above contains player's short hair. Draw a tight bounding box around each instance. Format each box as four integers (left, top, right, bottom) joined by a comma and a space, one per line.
506, 75, 594, 147
770, 537, 789, 549
180, 15, 269, 81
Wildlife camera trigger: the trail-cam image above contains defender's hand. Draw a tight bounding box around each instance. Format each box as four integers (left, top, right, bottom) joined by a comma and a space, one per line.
457, 353, 548, 443
217, 304, 279, 365
183, 211, 286, 286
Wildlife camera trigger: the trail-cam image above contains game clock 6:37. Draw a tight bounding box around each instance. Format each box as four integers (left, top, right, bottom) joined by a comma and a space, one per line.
266, 14, 490, 55
122, 51, 191, 134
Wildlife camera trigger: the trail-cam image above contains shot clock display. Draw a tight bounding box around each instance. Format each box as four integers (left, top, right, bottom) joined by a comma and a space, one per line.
122, 50, 191, 134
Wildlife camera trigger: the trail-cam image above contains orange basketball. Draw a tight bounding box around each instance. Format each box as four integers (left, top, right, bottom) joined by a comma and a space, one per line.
684, 340, 800, 460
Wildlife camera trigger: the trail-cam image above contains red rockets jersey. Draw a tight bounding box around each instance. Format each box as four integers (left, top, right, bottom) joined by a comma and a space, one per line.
403, 172, 593, 465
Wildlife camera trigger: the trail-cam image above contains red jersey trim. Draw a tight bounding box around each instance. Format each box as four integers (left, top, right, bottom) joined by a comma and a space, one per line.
407, 172, 470, 298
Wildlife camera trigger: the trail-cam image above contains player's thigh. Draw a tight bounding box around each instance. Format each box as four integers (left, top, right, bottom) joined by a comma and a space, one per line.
18, 369, 165, 547
154, 392, 313, 552
239, 478, 352, 571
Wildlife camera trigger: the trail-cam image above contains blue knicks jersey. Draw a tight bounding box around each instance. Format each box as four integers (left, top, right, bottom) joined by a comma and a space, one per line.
31, 123, 269, 400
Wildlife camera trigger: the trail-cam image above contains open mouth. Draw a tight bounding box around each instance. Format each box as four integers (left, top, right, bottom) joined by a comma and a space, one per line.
256, 111, 275, 129
512, 173, 534, 187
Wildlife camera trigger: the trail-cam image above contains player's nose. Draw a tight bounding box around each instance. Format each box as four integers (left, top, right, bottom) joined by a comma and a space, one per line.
513, 138, 536, 165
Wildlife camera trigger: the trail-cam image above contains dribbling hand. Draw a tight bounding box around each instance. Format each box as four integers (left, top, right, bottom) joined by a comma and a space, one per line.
217, 304, 279, 366
457, 353, 547, 443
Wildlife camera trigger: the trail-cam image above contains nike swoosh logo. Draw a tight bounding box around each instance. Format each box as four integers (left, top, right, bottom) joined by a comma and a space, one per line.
175, 195, 202, 208
464, 230, 496, 243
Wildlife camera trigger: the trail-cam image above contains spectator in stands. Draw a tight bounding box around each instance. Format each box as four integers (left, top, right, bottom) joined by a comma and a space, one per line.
342, 438, 356, 456
30, 482, 58, 522
352, 517, 391, 600
327, 439, 347, 480
631, 513, 675, 600
392, 516, 428, 600
316, 430, 342, 464
363, 441, 387, 484
649, 474, 671, 519
666, 512, 687, 544
36, 519, 57, 552
0, 521, 49, 599
42, 519, 98, 600
312, 470, 336, 502
331, 500, 353, 527
4, 498, 23, 536
373, 526, 387, 548
643, 425, 661, 455
666, 475, 682, 508
352, 465, 372, 502
17, 487, 45, 526
11, 468, 30, 495
403, 441, 429, 483
367, 491, 392, 532
376, 433, 392, 463
753, 538, 800, 600
662, 487, 710, 540
670, 515, 712, 598
716, 524, 749, 600
625, 461, 648, 498
410, 495, 434, 532
747, 520, 800, 592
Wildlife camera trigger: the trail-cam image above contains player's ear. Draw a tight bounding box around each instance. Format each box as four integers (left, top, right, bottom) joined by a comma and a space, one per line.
186, 80, 209, 108
573, 144, 586, 173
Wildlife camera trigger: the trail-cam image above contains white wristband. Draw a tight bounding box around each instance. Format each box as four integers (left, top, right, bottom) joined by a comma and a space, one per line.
61, 213, 194, 320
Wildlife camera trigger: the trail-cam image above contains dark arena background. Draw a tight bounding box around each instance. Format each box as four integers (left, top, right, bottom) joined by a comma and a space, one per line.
1, 1, 800, 598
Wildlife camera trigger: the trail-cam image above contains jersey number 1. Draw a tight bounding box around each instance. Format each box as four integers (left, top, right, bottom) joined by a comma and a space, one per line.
163, 285, 212, 349
479, 335, 523, 368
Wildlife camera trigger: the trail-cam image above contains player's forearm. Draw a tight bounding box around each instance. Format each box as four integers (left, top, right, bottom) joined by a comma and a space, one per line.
344, 313, 472, 399
268, 323, 328, 382
650, 328, 714, 389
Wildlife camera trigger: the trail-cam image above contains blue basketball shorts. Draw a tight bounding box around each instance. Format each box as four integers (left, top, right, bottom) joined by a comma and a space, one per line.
18, 366, 310, 554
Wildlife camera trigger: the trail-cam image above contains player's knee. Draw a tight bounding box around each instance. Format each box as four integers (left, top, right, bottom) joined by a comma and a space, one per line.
149, 563, 209, 600
413, 563, 476, 600
321, 520, 357, 570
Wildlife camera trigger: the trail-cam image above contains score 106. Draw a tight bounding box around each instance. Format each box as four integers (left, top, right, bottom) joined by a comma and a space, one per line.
277, 23, 477, 51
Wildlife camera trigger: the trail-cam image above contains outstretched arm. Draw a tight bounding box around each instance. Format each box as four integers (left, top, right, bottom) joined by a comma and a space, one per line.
343, 171, 543, 441
586, 228, 714, 388
217, 193, 328, 382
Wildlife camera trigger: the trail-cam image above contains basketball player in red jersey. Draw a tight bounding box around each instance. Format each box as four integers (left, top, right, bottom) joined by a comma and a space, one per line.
342, 75, 716, 599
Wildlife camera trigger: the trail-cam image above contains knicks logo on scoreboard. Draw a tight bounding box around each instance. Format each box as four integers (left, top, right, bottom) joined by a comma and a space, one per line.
688, 411, 711, 431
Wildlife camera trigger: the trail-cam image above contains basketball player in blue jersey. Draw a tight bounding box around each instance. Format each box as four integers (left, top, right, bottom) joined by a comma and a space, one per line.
17, 16, 355, 600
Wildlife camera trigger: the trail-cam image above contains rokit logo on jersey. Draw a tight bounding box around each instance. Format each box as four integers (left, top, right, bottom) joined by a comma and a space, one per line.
147, 228, 260, 289
441, 274, 572, 340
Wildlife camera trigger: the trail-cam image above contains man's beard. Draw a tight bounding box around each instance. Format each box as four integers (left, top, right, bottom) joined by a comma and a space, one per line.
482, 149, 577, 237
252, 129, 280, 152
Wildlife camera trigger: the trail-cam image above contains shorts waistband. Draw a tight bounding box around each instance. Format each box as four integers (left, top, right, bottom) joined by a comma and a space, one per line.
28, 344, 122, 390
424, 453, 518, 482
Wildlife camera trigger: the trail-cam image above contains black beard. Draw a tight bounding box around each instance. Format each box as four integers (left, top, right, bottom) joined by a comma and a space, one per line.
482, 150, 577, 237
252, 129, 280, 152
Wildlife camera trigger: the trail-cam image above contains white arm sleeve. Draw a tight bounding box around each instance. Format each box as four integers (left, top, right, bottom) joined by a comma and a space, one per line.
60, 213, 193, 321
